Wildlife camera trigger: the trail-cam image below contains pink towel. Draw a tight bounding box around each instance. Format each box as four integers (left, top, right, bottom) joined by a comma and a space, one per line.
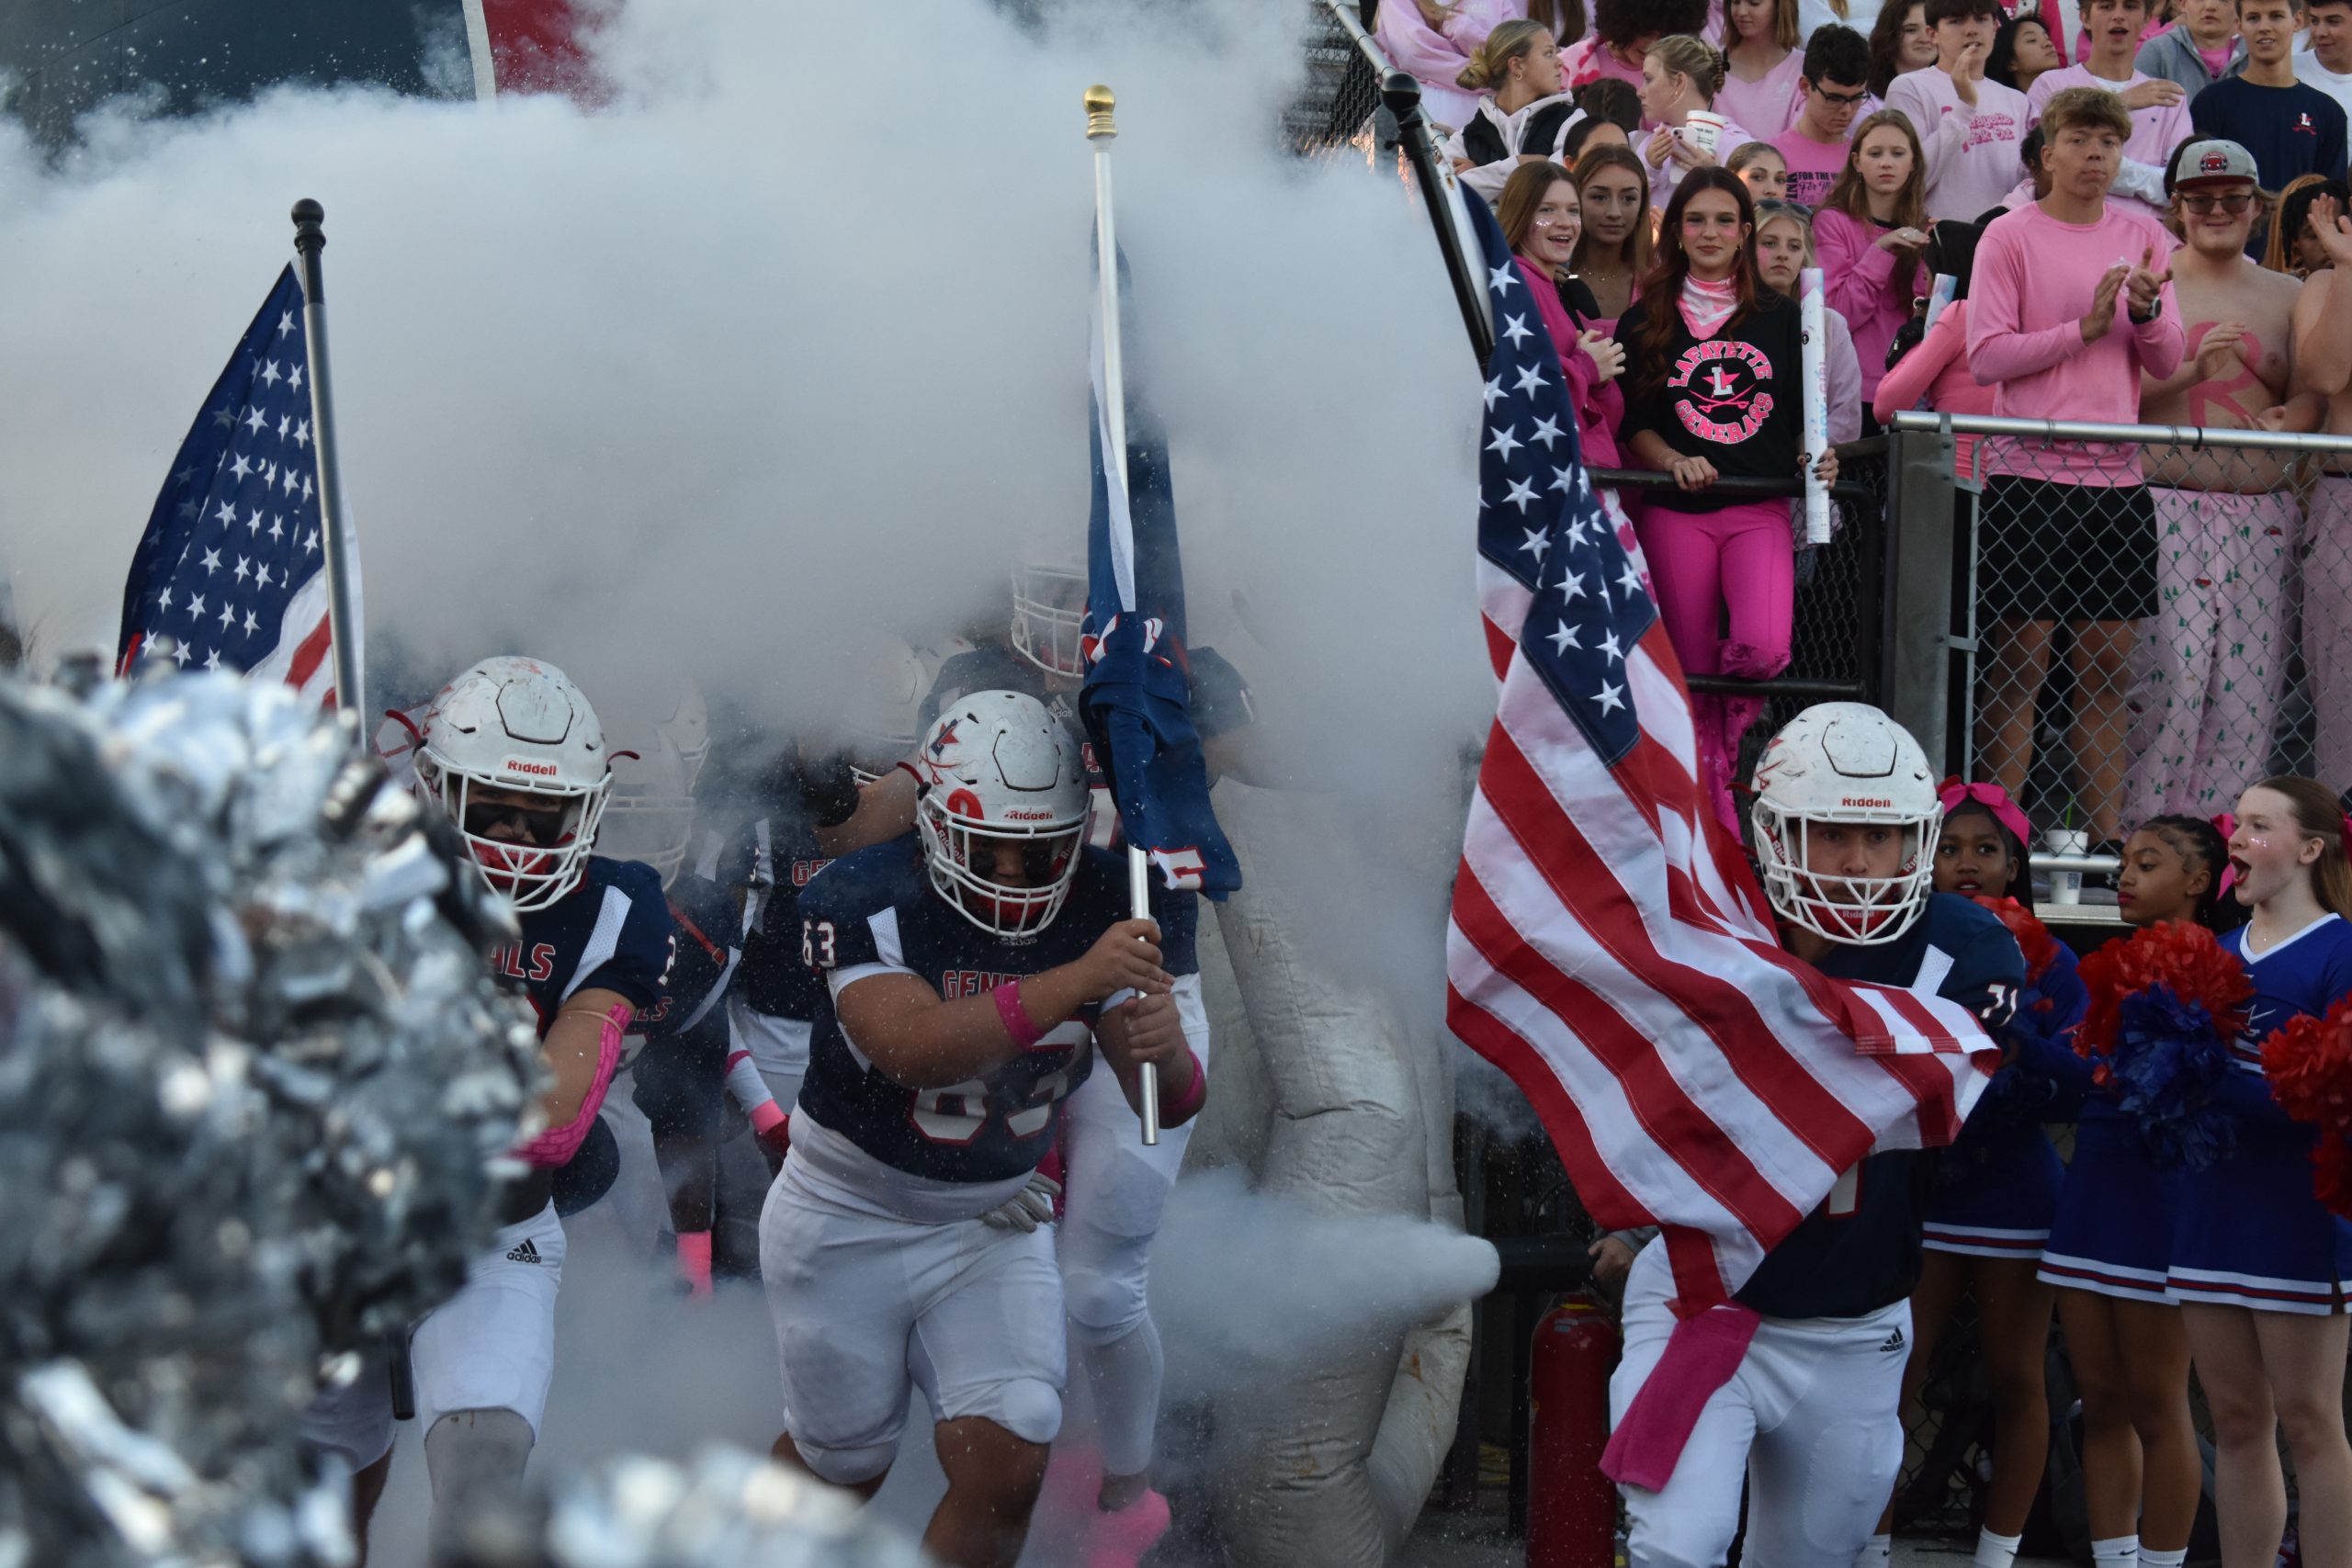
1600, 1303, 1763, 1491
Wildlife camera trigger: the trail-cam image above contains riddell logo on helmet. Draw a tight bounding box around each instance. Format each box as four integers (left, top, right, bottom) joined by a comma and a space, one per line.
504, 759, 559, 777
1840, 795, 1894, 807
1003, 809, 1057, 822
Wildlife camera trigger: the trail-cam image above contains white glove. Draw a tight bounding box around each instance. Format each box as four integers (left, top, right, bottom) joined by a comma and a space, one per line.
981, 1172, 1062, 1233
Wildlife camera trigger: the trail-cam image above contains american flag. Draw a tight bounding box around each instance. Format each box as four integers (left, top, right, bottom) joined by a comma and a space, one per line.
1442, 197, 1999, 1312
116, 265, 349, 705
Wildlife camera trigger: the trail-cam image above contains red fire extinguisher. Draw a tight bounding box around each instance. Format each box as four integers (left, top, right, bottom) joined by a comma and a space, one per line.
1527, 1294, 1621, 1568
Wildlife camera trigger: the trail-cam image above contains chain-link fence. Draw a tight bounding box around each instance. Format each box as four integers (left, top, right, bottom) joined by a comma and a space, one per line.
1892, 413, 2352, 879
1289, 1, 1392, 164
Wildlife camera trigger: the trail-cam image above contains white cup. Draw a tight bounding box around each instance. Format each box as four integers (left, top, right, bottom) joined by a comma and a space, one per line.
2045, 828, 2088, 906
1682, 110, 1729, 158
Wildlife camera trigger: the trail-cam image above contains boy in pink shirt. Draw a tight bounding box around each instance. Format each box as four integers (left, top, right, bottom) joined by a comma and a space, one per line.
2026, 0, 2196, 213
1967, 85, 2183, 849
1886, 0, 2035, 219
1774, 24, 1876, 203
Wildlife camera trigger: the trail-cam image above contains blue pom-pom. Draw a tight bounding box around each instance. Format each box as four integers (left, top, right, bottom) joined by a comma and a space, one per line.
2107, 984, 2238, 1170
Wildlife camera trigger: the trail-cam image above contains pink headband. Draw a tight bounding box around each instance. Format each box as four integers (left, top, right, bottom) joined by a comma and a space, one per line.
2211, 813, 2236, 898
1937, 777, 2032, 852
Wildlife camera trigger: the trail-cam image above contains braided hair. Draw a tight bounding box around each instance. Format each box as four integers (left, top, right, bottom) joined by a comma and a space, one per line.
2139, 814, 2245, 931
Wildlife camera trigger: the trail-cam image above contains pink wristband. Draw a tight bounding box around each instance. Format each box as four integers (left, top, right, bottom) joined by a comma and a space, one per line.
994, 978, 1046, 1048
1163, 1045, 1207, 1124
751, 1100, 787, 1134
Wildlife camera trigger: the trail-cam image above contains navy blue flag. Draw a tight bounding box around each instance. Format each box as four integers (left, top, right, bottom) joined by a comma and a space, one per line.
117, 265, 347, 703
1077, 258, 1240, 898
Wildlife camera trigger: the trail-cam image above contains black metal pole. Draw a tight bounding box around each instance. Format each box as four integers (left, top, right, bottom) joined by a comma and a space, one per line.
289, 198, 365, 732
1382, 71, 1494, 369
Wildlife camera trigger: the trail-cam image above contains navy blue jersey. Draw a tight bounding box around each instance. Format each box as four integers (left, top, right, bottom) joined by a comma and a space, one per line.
794, 836, 1142, 1184
492, 855, 676, 1034
725, 805, 839, 1024
632, 871, 738, 1042
922, 647, 1203, 978
1735, 894, 2027, 1319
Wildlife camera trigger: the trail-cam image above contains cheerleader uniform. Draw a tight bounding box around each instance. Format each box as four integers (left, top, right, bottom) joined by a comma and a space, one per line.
2041, 934, 2186, 1303
1927, 941, 2090, 1261
2167, 914, 2352, 1314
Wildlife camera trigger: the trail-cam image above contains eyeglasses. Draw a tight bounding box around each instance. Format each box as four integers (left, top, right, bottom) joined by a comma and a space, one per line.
1810, 85, 1871, 107
2178, 190, 2256, 214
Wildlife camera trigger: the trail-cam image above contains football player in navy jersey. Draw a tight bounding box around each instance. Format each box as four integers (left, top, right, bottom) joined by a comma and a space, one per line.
901, 580, 1255, 1562
598, 729, 743, 1299
1605, 703, 2025, 1568
761, 690, 1202, 1568
300, 657, 675, 1562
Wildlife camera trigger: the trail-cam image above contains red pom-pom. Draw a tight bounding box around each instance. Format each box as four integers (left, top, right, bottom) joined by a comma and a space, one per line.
2261, 994, 2352, 1130
2312, 1132, 2352, 1223
2075, 920, 2254, 1063
1971, 895, 2063, 986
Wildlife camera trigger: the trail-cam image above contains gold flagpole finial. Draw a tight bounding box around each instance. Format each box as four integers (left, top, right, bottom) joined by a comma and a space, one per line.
1084, 84, 1117, 141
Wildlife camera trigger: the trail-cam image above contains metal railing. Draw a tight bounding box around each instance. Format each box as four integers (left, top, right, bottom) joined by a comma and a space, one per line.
1885, 411, 2352, 891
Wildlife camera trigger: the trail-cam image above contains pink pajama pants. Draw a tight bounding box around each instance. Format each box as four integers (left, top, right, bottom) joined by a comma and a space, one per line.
2309, 478, 2352, 795
2124, 486, 2296, 819
1636, 499, 1793, 830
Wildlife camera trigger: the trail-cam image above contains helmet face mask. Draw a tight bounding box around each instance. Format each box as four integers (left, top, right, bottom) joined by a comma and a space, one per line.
1009, 564, 1089, 681
416, 656, 613, 913
1748, 703, 1939, 948
914, 690, 1089, 941
600, 731, 696, 888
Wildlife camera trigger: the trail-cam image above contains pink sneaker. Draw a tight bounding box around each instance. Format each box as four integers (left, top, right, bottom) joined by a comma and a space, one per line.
1084, 1489, 1171, 1568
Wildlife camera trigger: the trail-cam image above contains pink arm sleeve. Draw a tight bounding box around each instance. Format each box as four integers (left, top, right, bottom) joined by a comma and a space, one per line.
1873, 304, 1966, 423
1161, 1046, 1208, 1128
515, 1000, 629, 1168
1967, 230, 2086, 384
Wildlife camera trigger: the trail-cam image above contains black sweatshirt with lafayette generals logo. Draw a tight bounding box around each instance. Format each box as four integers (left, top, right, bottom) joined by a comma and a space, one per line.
1613, 288, 1806, 514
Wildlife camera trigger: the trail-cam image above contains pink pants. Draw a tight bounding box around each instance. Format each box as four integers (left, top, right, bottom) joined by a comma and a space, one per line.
1636, 499, 1793, 829
2310, 478, 2352, 794
2124, 486, 2297, 819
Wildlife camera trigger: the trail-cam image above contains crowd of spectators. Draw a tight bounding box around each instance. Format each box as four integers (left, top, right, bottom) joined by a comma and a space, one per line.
1400, 0, 2352, 852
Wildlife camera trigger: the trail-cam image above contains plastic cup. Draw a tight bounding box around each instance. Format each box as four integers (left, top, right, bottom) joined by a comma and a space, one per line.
1682, 110, 1728, 158
2045, 828, 2087, 906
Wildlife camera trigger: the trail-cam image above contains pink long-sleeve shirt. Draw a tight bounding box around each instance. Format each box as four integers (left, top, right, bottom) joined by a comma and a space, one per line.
1516, 257, 1624, 468
1374, 0, 1520, 132
1871, 298, 1996, 476
1966, 201, 2184, 484
1814, 207, 1926, 399
1885, 66, 2034, 221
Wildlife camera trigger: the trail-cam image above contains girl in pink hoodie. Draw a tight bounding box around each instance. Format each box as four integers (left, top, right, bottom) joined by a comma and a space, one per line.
1498, 160, 1656, 595
1815, 109, 1933, 402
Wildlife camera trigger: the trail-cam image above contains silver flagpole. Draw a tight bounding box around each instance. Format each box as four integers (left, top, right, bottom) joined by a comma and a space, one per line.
290, 198, 366, 734
1086, 84, 1161, 1146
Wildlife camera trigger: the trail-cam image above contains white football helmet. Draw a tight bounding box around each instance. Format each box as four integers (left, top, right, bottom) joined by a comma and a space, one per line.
1010, 562, 1089, 679
647, 673, 711, 793
916, 689, 1089, 940
841, 637, 930, 785
414, 656, 614, 912
1749, 702, 1940, 947
601, 730, 696, 888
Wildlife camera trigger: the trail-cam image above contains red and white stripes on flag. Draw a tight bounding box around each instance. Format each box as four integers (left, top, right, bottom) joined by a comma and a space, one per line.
1445, 445, 1998, 1316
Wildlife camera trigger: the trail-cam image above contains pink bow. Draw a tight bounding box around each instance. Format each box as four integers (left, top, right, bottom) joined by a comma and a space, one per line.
1936, 777, 2033, 852
2211, 813, 2236, 898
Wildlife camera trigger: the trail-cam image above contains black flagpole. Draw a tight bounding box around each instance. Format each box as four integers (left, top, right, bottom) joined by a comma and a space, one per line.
1383, 71, 1495, 369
